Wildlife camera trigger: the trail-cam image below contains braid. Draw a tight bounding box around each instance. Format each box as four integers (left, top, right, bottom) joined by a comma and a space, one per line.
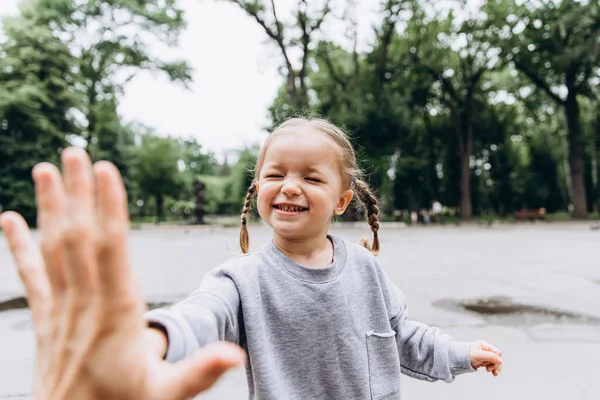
353, 178, 380, 255
239, 181, 257, 253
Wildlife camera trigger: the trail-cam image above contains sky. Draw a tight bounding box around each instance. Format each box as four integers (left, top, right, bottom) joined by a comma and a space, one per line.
0, 0, 377, 160
0, 0, 482, 160
1, 0, 290, 159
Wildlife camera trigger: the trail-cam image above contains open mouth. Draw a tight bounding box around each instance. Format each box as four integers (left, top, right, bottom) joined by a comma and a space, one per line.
273, 204, 308, 213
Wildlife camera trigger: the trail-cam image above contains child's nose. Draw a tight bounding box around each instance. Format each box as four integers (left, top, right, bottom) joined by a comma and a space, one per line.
280, 177, 302, 196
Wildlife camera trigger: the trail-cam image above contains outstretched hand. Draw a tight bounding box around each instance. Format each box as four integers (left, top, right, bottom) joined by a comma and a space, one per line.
0, 147, 245, 400
470, 340, 503, 377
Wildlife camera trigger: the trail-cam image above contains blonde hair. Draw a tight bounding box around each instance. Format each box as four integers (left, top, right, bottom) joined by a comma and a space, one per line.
240, 117, 380, 255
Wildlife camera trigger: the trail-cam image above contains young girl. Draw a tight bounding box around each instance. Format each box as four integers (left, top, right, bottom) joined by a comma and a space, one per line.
1, 117, 502, 400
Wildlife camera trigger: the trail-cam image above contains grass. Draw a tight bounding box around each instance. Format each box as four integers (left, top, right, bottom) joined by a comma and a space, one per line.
544, 212, 600, 221
128, 215, 263, 229
381, 211, 600, 225
2, 212, 599, 235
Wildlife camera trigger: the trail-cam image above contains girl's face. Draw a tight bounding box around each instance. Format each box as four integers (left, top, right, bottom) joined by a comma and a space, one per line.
256, 128, 354, 242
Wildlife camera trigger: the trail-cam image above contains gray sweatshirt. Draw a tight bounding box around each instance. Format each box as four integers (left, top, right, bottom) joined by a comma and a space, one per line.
145, 235, 475, 399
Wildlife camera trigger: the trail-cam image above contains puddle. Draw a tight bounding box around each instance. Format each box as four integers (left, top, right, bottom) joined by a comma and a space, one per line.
433, 296, 600, 326
6, 294, 597, 328
0, 296, 174, 332
147, 302, 173, 310
0, 296, 172, 313
0, 297, 28, 312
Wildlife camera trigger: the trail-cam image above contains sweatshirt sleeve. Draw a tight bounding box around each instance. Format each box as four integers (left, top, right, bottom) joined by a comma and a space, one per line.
144, 267, 241, 364
388, 283, 476, 383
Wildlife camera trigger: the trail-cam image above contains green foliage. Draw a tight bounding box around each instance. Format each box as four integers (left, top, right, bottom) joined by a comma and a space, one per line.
0, 11, 80, 225
195, 175, 230, 215
192, 147, 258, 217
32, 0, 192, 149
0, 0, 195, 224
133, 134, 185, 222
483, 0, 600, 217
179, 138, 216, 177
89, 98, 138, 198
3, 0, 600, 223
221, 147, 259, 216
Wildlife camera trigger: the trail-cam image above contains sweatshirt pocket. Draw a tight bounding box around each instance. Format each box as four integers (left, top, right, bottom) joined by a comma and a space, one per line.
366, 330, 401, 400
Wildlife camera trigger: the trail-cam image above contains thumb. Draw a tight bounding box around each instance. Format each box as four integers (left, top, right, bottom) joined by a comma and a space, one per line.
164, 342, 246, 399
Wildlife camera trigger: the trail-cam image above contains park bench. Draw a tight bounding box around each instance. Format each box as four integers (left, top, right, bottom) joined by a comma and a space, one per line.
513, 208, 546, 221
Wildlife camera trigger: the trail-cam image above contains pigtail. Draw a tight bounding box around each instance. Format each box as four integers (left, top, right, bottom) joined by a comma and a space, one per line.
239, 181, 257, 253
352, 178, 380, 256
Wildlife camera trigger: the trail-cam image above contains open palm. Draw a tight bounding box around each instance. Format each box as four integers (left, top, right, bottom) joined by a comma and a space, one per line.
0, 147, 244, 400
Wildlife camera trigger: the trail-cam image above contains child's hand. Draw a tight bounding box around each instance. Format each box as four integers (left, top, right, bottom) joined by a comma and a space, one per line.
0, 147, 245, 400
470, 340, 503, 377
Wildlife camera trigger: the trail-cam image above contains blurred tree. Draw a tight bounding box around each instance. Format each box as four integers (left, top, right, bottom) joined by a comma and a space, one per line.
223, 0, 333, 113
35, 0, 192, 157
305, 0, 412, 217
582, 84, 600, 213
4, 0, 599, 222
222, 146, 259, 216
90, 97, 137, 199
0, 5, 81, 225
484, 0, 600, 218
407, 6, 499, 220
179, 137, 217, 177
134, 134, 184, 222
175, 137, 219, 210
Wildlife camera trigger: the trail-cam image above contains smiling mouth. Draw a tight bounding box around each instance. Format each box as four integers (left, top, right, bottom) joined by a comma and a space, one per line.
273, 204, 308, 212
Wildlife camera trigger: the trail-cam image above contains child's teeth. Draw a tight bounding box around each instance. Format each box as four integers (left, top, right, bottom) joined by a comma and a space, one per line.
279, 205, 303, 212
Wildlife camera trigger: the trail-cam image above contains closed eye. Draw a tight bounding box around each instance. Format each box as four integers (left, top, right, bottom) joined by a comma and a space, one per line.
305, 177, 323, 183
266, 174, 284, 179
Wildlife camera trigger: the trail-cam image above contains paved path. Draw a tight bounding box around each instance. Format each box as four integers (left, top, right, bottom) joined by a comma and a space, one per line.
1, 223, 599, 399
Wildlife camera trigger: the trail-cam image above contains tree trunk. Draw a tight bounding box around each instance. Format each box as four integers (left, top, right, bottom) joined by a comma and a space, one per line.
457, 97, 474, 221
560, 130, 574, 204
423, 111, 438, 200
155, 193, 164, 223
194, 178, 205, 225
592, 116, 600, 213
565, 93, 588, 218
86, 95, 96, 152
459, 123, 473, 220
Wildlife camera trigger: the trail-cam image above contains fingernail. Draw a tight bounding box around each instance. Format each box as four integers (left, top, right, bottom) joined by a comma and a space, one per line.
31, 164, 43, 182
0, 213, 12, 231
62, 146, 88, 161
224, 347, 245, 363
32, 163, 52, 184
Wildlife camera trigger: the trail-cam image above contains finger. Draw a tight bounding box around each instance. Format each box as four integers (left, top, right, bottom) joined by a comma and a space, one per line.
486, 364, 495, 372
33, 163, 68, 294
93, 161, 135, 301
481, 341, 502, 357
164, 342, 246, 399
474, 349, 503, 365
0, 212, 51, 326
61, 147, 98, 292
